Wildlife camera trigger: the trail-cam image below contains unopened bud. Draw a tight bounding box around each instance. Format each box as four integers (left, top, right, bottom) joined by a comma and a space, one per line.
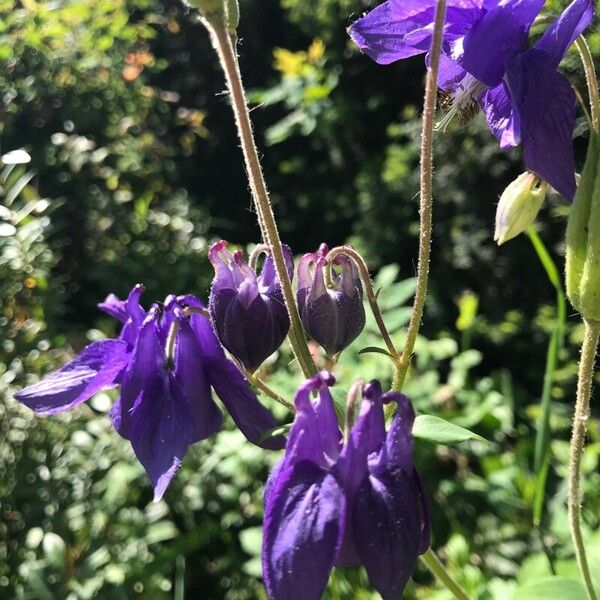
494, 172, 548, 245
208, 241, 294, 372
297, 244, 366, 356
566, 133, 600, 321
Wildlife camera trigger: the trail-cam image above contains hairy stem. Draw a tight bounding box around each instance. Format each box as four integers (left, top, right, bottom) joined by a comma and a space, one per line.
400, 2, 470, 599
206, 23, 316, 378
393, 0, 446, 392
569, 318, 600, 600
575, 36, 600, 133
327, 245, 399, 360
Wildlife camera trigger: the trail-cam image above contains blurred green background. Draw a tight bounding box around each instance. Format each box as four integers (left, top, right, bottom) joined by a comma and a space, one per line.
2, 0, 600, 598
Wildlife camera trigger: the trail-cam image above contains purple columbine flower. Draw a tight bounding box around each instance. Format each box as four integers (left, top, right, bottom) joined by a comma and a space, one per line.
209, 241, 293, 372
15, 285, 284, 501
297, 244, 365, 356
262, 372, 430, 600
348, 0, 594, 200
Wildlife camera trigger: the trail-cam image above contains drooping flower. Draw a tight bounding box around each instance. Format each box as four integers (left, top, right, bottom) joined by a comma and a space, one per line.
348, 0, 594, 200
209, 240, 293, 372
262, 372, 430, 600
297, 244, 365, 356
15, 285, 284, 501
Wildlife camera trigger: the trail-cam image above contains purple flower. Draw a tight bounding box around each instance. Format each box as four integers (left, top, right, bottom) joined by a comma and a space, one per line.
209, 240, 293, 372
262, 372, 430, 600
297, 244, 365, 356
348, 0, 594, 200
15, 285, 284, 501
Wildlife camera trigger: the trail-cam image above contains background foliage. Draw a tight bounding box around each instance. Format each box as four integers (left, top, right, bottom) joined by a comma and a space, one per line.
1, 0, 600, 598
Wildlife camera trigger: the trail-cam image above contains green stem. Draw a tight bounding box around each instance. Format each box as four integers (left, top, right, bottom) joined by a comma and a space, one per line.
242, 367, 294, 411
420, 549, 470, 600
568, 318, 600, 600
398, 2, 470, 599
393, 0, 446, 392
527, 227, 567, 525
206, 22, 316, 379
575, 36, 600, 133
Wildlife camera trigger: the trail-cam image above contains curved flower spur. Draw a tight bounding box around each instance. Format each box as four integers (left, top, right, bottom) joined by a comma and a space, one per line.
297, 244, 366, 357
14, 285, 285, 501
262, 372, 430, 600
208, 240, 294, 372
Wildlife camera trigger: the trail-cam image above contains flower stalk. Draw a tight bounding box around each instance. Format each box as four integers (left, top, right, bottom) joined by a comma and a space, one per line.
204, 20, 316, 379
568, 319, 600, 600
421, 549, 470, 600
384, 1, 471, 598
394, 0, 445, 392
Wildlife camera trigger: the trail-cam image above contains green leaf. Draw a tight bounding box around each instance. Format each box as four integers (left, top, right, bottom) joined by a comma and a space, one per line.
358, 346, 393, 358
514, 577, 587, 600
145, 521, 178, 545
412, 415, 486, 445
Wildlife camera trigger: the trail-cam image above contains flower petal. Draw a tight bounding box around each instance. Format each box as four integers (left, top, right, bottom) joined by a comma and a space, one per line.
262, 460, 345, 600
175, 317, 223, 440
337, 381, 386, 499
178, 296, 225, 358
98, 285, 146, 349
286, 372, 341, 468
377, 391, 415, 473
481, 81, 521, 149
457, 0, 545, 86
112, 310, 162, 437
114, 312, 216, 501
258, 244, 294, 295
352, 470, 424, 600
348, 1, 434, 65
125, 370, 205, 501
535, 0, 594, 68
507, 50, 577, 200
204, 356, 285, 450
15, 339, 129, 415
436, 54, 467, 90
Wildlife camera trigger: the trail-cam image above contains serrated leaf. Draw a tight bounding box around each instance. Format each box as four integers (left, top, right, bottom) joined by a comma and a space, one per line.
412, 415, 486, 445
358, 346, 393, 358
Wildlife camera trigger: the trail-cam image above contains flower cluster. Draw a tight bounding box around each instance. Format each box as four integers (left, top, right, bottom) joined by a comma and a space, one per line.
16, 285, 284, 500
262, 372, 429, 600
349, 0, 594, 200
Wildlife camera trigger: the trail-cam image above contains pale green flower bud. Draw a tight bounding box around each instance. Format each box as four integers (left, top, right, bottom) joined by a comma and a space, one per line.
566, 133, 600, 321
494, 172, 548, 245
